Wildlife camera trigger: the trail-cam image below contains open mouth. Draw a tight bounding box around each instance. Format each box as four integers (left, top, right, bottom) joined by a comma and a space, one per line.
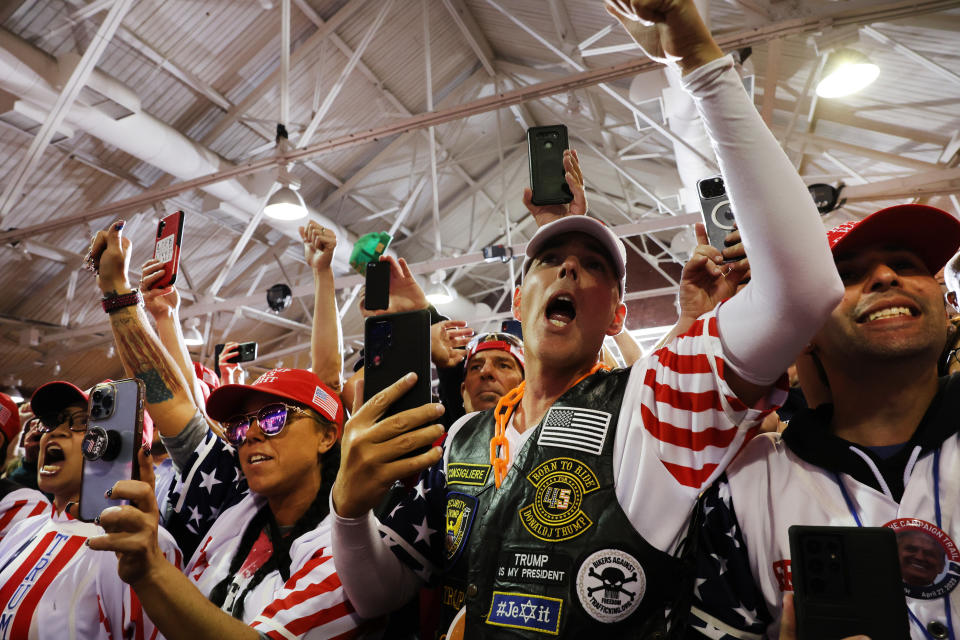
40, 443, 66, 476
545, 293, 576, 327
857, 305, 919, 323
247, 453, 274, 465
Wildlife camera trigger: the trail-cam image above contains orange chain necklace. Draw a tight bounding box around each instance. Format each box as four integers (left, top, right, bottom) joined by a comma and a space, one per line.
489, 362, 605, 489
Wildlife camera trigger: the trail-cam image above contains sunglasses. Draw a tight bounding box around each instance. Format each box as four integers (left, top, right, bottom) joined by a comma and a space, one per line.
37, 410, 88, 433
222, 403, 317, 446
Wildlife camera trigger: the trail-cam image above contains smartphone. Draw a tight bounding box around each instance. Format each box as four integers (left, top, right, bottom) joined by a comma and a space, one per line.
79, 379, 145, 522
152, 210, 185, 289
364, 310, 432, 454
527, 124, 572, 206
213, 342, 257, 379
364, 261, 390, 311
789, 525, 909, 640
697, 175, 737, 255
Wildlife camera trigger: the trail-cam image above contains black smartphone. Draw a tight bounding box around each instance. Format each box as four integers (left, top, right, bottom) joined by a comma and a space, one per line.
79, 379, 144, 522
364, 310, 432, 455
697, 175, 737, 255
789, 525, 910, 640
364, 260, 390, 311
213, 342, 258, 379
527, 124, 572, 206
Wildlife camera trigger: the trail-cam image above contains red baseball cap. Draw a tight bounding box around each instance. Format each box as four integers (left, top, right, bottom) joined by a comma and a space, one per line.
465, 332, 525, 370
827, 204, 960, 274
0, 393, 19, 444
30, 381, 88, 424
205, 368, 344, 438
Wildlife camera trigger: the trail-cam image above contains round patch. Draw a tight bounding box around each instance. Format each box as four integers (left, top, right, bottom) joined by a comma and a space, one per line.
576, 549, 646, 622
884, 518, 960, 599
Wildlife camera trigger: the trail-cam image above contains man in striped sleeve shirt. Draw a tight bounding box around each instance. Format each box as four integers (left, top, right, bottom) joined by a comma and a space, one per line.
329, 1, 844, 637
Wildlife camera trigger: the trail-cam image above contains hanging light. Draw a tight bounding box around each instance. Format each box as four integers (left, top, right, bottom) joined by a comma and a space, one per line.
816, 48, 879, 99
2, 376, 23, 403
182, 317, 204, 346
265, 184, 307, 220
425, 270, 456, 305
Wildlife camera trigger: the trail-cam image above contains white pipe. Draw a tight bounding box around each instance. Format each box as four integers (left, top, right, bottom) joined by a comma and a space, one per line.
0, 27, 353, 269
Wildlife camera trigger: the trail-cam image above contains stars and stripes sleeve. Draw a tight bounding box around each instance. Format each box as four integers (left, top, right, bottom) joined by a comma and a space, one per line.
377, 460, 448, 584
164, 427, 248, 560
247, 546, 366, 640
638, 309, 788, 491
687, 475, 772, 639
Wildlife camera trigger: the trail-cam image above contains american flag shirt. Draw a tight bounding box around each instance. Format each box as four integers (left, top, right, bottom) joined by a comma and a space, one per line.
0, 506, 182, 640
0, 480, 49, 544
379, 308, 788, 582
165, 421, 366, 639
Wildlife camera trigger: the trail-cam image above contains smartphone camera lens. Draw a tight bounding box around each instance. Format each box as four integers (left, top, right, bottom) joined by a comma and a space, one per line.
544, 141, 553, 150
92, 389, 102, 402
101, 395, 113, 410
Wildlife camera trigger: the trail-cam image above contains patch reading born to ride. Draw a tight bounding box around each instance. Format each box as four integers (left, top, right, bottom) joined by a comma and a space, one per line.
576, 549, 646, 623
486, 591, 563, 635
446, 463, 491, 486
445, 492, 478, 563
497, 549, 572, 586
518, 457, 600, 542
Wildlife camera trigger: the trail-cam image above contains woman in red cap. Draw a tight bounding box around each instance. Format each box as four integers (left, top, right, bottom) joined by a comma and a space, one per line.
83, 220, 370, 639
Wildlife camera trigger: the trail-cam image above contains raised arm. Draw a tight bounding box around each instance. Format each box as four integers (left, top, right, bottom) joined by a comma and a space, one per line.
87, 221, 198, 438
301, 221, 343, 391
609, 0, 843, 403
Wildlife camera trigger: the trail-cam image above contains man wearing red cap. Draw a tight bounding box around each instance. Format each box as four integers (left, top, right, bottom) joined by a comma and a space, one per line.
459, 332, 525, 414
689, 204, 960, 639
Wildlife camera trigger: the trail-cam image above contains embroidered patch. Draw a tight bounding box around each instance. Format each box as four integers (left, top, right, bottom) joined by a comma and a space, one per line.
576, 549, 646, 623
486, 591, 563, 635
441, 585, 466, 611
311, 385, 338, 418
518, 457, 600, 542
447, 462, 491, 486
884, 518, 960, 599
445, 492, 478, 563
497, 549, 572, 586
537, 407, 611, 455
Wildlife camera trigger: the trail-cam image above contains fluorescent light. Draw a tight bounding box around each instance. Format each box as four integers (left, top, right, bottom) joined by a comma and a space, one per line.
816, 49, 879, 99
183, 318, 204, 346
264, 185, 307, 220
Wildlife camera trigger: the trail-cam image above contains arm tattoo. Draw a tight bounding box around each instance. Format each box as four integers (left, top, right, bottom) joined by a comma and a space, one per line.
110, 309, 186, 404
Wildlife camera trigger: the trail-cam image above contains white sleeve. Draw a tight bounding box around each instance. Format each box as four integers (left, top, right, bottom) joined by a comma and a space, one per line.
683, 56, 844, 385
329, 498, 423, 619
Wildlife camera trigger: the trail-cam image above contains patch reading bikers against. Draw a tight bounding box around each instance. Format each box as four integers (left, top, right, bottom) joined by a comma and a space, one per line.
884, 518, 960, 600
446, 462, 491, 486
497, 549, 572, 586
519, 457, 600, 542
486, 591, 562, 635
576, 549, 646, 623
445, 492, 477, 563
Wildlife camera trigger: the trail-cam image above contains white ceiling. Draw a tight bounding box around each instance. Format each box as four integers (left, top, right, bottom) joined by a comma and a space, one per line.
1, 0, 959, 395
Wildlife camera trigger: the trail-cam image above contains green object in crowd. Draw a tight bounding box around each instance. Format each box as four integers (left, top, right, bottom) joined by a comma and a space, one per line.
349, 231, 393, 275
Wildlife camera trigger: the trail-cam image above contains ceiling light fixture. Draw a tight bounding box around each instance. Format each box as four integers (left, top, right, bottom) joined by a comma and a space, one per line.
1, 375, 23, 403
264, 124, 307, 221
183, 317, 204, 346
425, 270, 456, 305
816, 48, 879, 98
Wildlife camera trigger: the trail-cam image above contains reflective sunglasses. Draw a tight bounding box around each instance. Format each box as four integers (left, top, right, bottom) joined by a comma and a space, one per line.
37, 409, 88, 433
222, 403, 317, 446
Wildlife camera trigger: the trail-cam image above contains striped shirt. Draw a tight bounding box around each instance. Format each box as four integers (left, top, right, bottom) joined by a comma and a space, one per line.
0, 484, 49, 544
0, 507, 181, 640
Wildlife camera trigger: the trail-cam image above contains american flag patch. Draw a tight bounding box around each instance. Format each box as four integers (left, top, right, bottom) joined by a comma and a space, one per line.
312, 385, 338, 419
537, 407, 611, 455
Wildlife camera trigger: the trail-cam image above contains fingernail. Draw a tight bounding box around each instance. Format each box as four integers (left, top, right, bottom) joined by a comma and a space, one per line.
405, 372, 416, 381
142, 443, 151, 456
436, 404, 445, 415
85, 539, 91, 547
114, 221, 125, 231
104, 488, 112, 498
94, 515, 100, 525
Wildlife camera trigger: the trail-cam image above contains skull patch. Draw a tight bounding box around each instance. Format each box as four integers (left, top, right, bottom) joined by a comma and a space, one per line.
576, 549, 646, 623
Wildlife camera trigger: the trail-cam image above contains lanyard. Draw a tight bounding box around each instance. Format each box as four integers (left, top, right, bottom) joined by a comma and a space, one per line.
489, 363, 604, 489
833, 449, 954, 640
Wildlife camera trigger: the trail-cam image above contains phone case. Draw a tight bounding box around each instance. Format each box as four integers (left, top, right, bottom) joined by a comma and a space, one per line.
364, 310, 432, 454
789, 525, 910, 640
153, 210, 185, 289
79, 379, 144, 522
528, 125, 573, 206
364, 261, 390, 311
697, 175, 737, 256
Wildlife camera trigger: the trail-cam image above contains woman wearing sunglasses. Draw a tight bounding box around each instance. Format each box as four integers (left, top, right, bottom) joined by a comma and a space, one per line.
0, 381, 179, 639
83, 220, 372, 639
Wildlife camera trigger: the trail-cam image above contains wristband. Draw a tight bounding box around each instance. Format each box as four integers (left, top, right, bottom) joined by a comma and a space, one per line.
101, 290, 142, 314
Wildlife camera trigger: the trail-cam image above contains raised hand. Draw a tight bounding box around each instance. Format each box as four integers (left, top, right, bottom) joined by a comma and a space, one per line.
523, 149, 588, 227
86, 220, 133, 294
299, 220, 337, 271
140, 258, 181, 318
676, 223, 749, 325
431, 320, 474, 369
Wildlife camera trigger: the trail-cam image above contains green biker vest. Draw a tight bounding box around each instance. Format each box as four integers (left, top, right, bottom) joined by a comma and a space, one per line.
440, 368, 691, 639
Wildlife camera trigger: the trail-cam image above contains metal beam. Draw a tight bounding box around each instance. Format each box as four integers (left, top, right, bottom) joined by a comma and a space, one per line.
861, 25, 960, 88
841, 166, 960, 202
441, 0, 495, 76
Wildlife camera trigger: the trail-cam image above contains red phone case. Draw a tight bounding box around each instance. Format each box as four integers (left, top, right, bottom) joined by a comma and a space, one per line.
153, 211, 184, 289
